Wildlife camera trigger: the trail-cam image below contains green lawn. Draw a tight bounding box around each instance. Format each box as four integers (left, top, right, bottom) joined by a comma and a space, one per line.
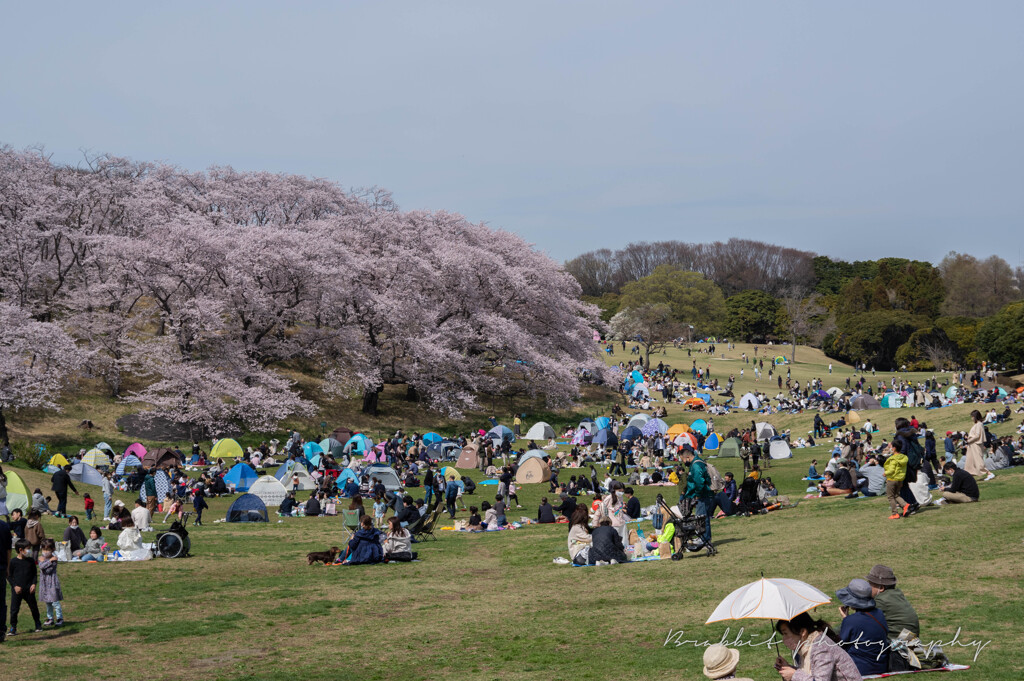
4, 422, 1023, 680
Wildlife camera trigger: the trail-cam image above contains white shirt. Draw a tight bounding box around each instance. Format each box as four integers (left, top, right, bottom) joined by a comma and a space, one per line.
131, 506, 151, 531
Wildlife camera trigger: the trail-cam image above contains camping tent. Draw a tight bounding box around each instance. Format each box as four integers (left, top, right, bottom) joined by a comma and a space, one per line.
223, 462, 259, 492
0, 470, 31, 514
144, 447, 180, 470
364, 464, 402, 491
303, 441, 324, 461
739, 393, 761, 411
363, 446, 387, 463
70, 462, 105, 486
632, 384, 650, 399
422, 432, 443, 445
248, 475, 289, 507
331, 427, 355, 444
48, 453, 70, 468
225, 493, 268, 523
630, 369, 644, 384
755, 422, 777, 440
627, 413, 651, 426
850, 395, 882, 411
456, 444, 479, 469
115, 454, 143, 475
620, 426, 643, 442
139, 469, 171, 505
344, 434, 374, 454
578, 419, 597, 432
82, 448, 111, 469
718, 437, 742, 458
666, 423, 690, 438
683, 398, 706, 410
769, 440, 793, 459
690, 419, 709, 436
525, 422, 556, 440
319, 438, 342, 455
95, 442, 116, 457
571, 429, 593, 445
336, 467, 360, 486
641, 418, 668, 436
881, 393, 903, 409
827, 387, 844, 399
704, 432, 721, 452
275, 464, 316, 490
519, 449, 548, 466
847, 410, 862, 424
674, 432, 698, 449
125, 443, 147, 461
211, 438, 243, 460
486, 425, 515, 444
593, 428, 618, 448
515, 457, 551, 484
774, 356, 787, 365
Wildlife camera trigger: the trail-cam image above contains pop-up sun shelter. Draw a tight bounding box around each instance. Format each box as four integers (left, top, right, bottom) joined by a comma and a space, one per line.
211, 438, 243, 460
82, 448, 111, 469
0, 470, 31, 514
344, 433, 374, 454
70, 462, 105, 486
248, 475, 289, 507
275, 463, 316, 490
769, 440, 793, 459
739, 393, 761, 411
223, 462, 259, 492
363, 464, 402, 491
755, 422, 777, 440
115, 454, 143, 475
718, 437, 742, 458
225, 493, 268, 522
515, 457, 551, 484
456, 444, 479, 469
525, 422, 555, 440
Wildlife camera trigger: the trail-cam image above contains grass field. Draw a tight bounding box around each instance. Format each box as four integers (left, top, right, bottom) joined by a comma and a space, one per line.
3, 343, 1023, 680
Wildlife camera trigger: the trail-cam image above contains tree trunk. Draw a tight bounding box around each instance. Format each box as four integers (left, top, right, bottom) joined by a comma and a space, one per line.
0, 406, 8, 446
362, 387, 381, 415
644, 344, 651, 371
405, 384, 419, 402
791, 333, 797, 363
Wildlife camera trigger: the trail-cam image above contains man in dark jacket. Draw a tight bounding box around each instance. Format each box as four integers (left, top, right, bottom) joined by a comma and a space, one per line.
50, 465, 78, 518
0, 514, 10, 640
623, 487, 642, 520
553, 493, 576, 520
940, 463, 980, 504
893, 418, 923, 514
588, 519, 628, 564
143, 468, 157, 516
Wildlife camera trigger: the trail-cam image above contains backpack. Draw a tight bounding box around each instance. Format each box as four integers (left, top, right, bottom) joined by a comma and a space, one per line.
705, 461, 726, 493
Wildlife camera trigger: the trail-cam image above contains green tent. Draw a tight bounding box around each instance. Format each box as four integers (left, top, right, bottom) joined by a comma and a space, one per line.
718, 437, 742, 458
1, 470, 31, 514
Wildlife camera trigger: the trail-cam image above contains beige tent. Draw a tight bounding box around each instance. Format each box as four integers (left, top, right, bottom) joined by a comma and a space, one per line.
456, 444, 479, 469
515, 457, 551, 484
847, 410, 861, 424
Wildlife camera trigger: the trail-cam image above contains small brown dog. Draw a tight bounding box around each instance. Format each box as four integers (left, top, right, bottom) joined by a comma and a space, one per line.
307, 546, 341, 565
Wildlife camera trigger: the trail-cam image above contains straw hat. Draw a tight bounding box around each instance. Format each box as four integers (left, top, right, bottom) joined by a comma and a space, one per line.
703, 644, 740, 679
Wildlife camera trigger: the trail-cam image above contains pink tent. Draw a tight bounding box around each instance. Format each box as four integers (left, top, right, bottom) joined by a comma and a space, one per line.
125, 442, 148, 460
363, 447, 386, 463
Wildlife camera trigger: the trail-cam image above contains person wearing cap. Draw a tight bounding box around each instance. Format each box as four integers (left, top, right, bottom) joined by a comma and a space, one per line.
943, 432, 956, 462
702, 644, 754, 681
865, 565, 919, 639
836, 578, 889, 676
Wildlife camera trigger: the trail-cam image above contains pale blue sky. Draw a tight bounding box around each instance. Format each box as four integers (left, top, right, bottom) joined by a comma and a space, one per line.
1, 2, 1021, 265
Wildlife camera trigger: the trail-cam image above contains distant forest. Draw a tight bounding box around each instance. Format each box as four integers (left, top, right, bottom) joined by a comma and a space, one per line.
566, 239, 1024, 372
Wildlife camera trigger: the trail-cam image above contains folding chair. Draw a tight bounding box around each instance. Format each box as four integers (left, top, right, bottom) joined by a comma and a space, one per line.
340, 508, 361, 540
413, 505, 444, 542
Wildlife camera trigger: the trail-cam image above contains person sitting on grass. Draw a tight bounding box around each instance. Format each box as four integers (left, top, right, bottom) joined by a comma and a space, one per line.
63, 516, 87, 559
566, 506, 592, 566
79, 527, 106, 562
537, 497, 556, 524
773, 612, 860, 681
380, 516, 416, 562
553, 492, 577, 521
116, 518, 142, 552
937, 462, 980, 505
835, 578, 888, 676
481, 500, 496, 530
342, 515, 383, 565
467, 506, 483, 531
588, 518, 628, 565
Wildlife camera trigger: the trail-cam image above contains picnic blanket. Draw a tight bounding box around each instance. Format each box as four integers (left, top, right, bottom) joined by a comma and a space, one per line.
864, 665, 969, 678
571, 555, 663, 567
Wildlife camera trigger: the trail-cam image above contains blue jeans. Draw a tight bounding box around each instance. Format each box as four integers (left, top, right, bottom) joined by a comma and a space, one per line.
104, 495, 113, 519
79, 553, 102, 562
695, 498, 712, 546
424, 486, 433, 508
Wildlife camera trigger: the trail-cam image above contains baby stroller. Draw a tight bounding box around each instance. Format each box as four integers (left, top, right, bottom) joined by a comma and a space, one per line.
656, 496, 713, 559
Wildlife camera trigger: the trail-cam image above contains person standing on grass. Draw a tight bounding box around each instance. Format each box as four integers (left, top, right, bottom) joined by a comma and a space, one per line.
963, 410, 994, 480
192, 487, 208, 526
0, 513, 10, 641
7, 540, 43, 636
679, 445, 715, 554
101, 471, 115, 521
50, 464, 78, 518
38, 538, 65, 628
143, 467, 158, 517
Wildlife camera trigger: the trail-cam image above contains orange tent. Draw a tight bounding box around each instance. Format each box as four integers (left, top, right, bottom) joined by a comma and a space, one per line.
683, 398, 706, 410
666, 423, 690, 438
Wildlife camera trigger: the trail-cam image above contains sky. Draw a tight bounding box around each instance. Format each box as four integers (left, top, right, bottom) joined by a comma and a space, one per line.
1, 2, 1021, 266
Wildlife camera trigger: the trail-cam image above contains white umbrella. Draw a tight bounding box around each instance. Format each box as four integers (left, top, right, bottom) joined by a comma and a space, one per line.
706, 577, 830, 624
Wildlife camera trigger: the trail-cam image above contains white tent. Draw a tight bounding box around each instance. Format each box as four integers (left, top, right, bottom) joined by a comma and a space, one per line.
70, 462, 105, 486
755, 422, 777, 440
364, 464, 402, 492
248, 475, 289, 507
827, 387, 844, 399
525, 422, 556, 440
632, 384, 650, 398
274, 464, 316, 490
768, 440, 793, 459
739, 393, 761, 410
626, 414, 651, 430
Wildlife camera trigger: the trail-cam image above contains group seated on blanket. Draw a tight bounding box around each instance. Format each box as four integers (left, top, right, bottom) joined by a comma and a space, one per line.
566, 507, 629, 565
341, 516, 418, 564
710, 472, 787, 518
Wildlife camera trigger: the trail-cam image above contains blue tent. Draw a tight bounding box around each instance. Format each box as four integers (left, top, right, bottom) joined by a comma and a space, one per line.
423, 432, 443, 445
704, 433, 721, 451
115, 454, 143, 475
620, 426, 643, 442
690, 419, 709, 436
593, 428, 618, 448
223, 463, 259, 492
337, 468, 360, 485
344, 434, 373, 453
486, 425, 515, 444
225, 493, 268, 523
630, 370, 644, 384
595, 417, 611, 430
303, 442, 324, 461
696, 392, 711, 404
